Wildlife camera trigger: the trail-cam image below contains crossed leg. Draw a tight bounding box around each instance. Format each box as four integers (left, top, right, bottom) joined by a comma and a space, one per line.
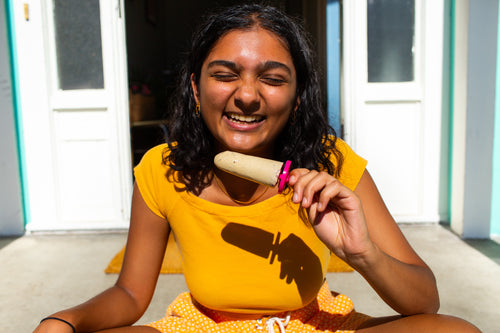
357, 314, 481, 333
92, 314, 481, 332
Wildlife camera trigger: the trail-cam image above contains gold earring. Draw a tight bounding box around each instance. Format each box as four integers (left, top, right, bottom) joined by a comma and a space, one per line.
290, 109, 296, 124
195, 103, 201, 117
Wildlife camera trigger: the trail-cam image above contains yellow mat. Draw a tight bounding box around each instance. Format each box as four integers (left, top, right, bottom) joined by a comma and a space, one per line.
105, 234, 353, 274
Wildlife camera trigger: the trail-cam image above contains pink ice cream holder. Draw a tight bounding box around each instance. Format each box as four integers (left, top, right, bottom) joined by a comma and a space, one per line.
278, 160, 292, 193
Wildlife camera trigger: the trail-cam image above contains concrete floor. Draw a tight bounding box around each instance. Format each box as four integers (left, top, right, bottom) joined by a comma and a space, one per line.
1, 224, 499, 333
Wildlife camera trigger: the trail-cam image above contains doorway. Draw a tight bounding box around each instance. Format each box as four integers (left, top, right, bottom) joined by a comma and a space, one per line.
123, 0, 330, 166
10, 0, 333, 231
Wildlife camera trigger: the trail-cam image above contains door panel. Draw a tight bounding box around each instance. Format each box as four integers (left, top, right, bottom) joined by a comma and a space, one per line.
367, 0, 415, 83
54, 110, 123, 225
356, 102, 422, 217
52, 0, 105, 90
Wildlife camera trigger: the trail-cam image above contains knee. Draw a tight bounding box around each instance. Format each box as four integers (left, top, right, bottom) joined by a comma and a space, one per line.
359, 313, 481, 332
433, 314, 481, 333
438, 315, 481, 333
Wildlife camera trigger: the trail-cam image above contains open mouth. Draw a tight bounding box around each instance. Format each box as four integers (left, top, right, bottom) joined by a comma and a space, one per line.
226, 112, 265, 124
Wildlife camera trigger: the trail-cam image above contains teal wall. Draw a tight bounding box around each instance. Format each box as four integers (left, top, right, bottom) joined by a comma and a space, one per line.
491, 2, 500, 236
0, 0, 24, 235
448, 0, 455, 225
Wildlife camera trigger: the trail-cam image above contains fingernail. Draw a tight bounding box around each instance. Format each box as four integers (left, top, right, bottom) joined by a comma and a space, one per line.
292, 193, 298, 203
302, 197, 307, 206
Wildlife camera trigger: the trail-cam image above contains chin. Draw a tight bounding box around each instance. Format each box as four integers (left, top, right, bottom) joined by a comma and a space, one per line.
217, 136, 274, 156
228, 145, 273, 158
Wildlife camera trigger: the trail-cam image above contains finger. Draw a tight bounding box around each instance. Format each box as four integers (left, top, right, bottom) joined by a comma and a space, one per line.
292, 171, 335, 208
287, 168, 310, 185
319, 180, 361, 214
316, 178, 345, 212
307, 199, 321, 224
289, 170, 320, 205
300, 171, 335, 208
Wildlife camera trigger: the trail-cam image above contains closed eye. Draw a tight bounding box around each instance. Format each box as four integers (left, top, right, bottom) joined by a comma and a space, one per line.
211, 72, 238, 81
260, 76, 287, 86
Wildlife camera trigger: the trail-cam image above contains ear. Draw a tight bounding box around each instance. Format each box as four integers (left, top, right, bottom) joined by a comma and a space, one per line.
190, 73, 200, 104
293, 96, 301, 112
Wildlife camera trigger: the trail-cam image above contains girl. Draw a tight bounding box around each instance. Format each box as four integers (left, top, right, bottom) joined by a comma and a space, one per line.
35, 4, 479, 333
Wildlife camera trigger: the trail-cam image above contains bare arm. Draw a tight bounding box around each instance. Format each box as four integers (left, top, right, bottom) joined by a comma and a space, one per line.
352, 170, 439, 314
34, 183, 170, 332
288, 169, 439, 315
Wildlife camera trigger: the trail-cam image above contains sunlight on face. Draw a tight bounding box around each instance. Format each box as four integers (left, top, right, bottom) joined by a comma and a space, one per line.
191, 28, 299, 157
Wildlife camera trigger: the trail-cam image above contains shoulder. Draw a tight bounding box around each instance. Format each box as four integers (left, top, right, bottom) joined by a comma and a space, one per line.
134, 143, 176, 183
134, 143, 174, 174
140, 143, 170, 164
330, 138, 367, 191
334, 138, 366, 166
133, 143, 179, 219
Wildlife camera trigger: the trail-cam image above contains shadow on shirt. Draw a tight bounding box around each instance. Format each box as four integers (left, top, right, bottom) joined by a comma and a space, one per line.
221, 222, 324, 304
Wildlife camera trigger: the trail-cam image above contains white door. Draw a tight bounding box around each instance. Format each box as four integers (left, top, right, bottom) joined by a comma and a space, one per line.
342, 0, 447, 222
13, 0, 132, 230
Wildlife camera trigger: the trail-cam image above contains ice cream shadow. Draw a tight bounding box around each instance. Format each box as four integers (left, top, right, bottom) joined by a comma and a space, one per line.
221, 222, 324, 303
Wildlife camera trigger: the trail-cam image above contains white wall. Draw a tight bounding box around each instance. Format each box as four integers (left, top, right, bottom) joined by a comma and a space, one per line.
451, 0, 498, 238
0, 3, 24, 236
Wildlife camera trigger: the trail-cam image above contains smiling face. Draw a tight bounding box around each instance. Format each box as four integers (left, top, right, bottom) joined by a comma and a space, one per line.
191, 27, 299, 157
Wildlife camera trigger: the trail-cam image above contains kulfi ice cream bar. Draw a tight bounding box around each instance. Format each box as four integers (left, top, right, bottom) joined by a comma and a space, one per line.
214, 151, 291, 193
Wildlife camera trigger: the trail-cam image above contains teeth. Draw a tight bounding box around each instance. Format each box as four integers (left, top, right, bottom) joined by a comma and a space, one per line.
227, 113, 263, 123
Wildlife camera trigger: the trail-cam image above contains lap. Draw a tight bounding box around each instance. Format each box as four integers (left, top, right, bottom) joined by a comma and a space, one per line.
146, 282, 371, 332
116, 283, 479, 333
96, 314, 480, 333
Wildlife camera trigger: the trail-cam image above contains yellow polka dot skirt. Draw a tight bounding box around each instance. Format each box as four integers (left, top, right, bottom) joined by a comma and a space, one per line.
146, 282, 371, 332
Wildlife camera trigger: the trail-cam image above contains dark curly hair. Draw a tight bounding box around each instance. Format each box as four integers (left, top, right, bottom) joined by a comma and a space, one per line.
165, 3, 343, 193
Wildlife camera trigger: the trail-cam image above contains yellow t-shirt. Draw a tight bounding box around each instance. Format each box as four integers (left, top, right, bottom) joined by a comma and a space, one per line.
134, 140, 367, 314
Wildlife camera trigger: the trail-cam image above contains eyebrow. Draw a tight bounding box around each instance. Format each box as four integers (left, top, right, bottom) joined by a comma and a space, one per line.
207, 60, 292, 75
261, 61, 292, 75
207, 60, 239, 71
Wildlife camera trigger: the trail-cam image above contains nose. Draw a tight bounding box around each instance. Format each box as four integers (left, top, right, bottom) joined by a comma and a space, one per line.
234, 77, 260, 113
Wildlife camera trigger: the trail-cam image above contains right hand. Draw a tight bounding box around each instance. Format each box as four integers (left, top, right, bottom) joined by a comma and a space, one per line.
287, 168, 375, 264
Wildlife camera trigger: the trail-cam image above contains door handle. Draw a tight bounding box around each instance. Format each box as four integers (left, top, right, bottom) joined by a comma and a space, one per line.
24, 3, 29, 21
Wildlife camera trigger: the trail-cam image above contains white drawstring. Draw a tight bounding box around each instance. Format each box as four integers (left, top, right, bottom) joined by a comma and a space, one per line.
256, 312, 291, 333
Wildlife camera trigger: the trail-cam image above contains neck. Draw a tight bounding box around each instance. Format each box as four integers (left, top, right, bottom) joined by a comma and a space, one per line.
213, 168, 272, 205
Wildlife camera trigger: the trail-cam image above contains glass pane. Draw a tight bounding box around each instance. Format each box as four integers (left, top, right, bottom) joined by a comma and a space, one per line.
54, 0, 104, 90
367, 0, 415, 83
